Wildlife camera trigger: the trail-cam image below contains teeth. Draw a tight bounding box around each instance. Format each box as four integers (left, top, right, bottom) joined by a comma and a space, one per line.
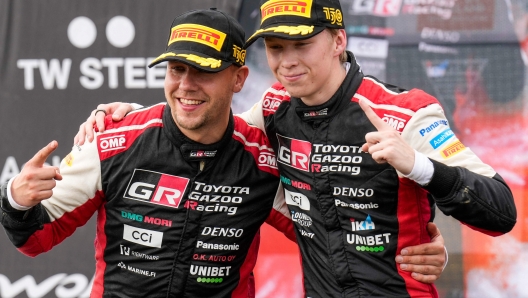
180, 98, 202, 105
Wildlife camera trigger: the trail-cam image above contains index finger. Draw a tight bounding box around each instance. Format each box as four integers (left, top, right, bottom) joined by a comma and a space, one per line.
358, 99, 394, 131
27, 141, 58, 167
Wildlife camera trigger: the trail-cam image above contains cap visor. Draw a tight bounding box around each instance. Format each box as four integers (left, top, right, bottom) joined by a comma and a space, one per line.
244, 25, 325, 49
148, 51, 231, 73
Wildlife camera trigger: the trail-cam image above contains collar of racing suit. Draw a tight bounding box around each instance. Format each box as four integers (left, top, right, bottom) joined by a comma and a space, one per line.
161, 104, 235, 162
292, 51, 364, 122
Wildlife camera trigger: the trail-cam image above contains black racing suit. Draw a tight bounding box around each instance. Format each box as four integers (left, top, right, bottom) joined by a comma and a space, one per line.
0, 103, 294, 298
239, 52, 517, 297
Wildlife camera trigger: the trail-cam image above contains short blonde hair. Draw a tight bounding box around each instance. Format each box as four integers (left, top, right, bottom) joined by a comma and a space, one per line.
327, 28, 348, 63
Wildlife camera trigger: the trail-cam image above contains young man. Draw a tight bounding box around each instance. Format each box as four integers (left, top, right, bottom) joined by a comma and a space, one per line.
240, 0, 516, 296
0, 9, 296, 297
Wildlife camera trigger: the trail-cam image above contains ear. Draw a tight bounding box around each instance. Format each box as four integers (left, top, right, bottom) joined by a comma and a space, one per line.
233, 65, 249, 93
334, 29, 347, 58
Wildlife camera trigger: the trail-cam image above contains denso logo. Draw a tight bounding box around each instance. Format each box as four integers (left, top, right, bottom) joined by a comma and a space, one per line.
99, 134, 126, 152
201, 227, 244, 237
284, 188, 310, 210
277, 134, 311, 172
124, 169, 189, 209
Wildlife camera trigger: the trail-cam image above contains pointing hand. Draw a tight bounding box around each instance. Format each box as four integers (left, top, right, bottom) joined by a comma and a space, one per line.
11, 141, 63, 208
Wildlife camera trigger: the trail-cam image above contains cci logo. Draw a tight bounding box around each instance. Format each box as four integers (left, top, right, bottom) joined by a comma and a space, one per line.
99, 134, 126, 152
124, 169, 190, 209
277, 134, 311, 172
123, 224, 163, 248
284, 189, 310, 210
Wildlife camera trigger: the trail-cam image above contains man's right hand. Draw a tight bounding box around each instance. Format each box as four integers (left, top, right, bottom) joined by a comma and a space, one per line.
11, 141, 63, 208
74, 102, 135, 145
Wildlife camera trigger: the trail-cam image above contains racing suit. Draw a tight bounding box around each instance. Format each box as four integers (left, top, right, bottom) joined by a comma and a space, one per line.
239, 51, 517, 297
0, 103, 294, 298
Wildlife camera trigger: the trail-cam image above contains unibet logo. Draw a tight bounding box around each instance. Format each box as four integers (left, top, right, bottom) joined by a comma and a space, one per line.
277, 134, 311, 172
261, 0, 313, 23
169, 24, 226, 51
124, 169, 189, 209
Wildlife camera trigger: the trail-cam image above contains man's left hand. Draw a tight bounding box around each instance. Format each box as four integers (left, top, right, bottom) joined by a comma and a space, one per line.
395, 222, 446, 283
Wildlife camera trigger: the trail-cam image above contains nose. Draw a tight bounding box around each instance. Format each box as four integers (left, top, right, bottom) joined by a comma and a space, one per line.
179, 69, 199, 91
280, 47, 299, 69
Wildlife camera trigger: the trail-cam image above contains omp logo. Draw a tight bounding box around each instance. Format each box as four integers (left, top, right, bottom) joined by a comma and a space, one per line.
284, 188, 310, 210
262, 95, 283, 112
382, 114, 406, 131
261, 0, 312, 22
124, 169, 189, 209
123, 224, 163, 248
169, 24, 226, 51
258, 151, 278, 168
99, 134, 126, 152
0, 273, 93, 298
441, 140, 466, 159
350, 215, 375, 231
277, 134, 311, 172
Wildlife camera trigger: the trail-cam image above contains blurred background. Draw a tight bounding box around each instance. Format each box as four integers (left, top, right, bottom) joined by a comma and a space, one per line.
0, 0, 527, 297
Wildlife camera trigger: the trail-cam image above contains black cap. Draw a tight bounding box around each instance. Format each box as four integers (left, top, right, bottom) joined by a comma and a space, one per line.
244, 0, 345, 48
149, 8, 247, 72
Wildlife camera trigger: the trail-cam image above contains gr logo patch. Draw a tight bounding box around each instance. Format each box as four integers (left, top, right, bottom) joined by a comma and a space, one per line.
124, 169, 189, 208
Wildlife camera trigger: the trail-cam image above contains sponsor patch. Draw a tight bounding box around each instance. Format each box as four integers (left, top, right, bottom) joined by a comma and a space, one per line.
124, 169, 189, 209
168, 24, 226, 51
64, 153, 74, 167
284, 188, 311, 210
430, 129, 454, 149
441, 140, 466, 159
123, 224, 163, 248
261, 0, 313, 23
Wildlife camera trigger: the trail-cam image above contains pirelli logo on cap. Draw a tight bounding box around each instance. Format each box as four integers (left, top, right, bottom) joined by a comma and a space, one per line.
441, 140, 466, 159
261, 0, 313, 23
169, 24, 227, 51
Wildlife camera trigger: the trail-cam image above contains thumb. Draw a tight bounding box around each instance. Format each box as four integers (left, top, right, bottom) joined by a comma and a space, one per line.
27, 140, 58, 167
426, 222, 442, 242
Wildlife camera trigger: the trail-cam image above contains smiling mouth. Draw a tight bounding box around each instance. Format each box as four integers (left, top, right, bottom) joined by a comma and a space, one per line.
179, 98, 204, 105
